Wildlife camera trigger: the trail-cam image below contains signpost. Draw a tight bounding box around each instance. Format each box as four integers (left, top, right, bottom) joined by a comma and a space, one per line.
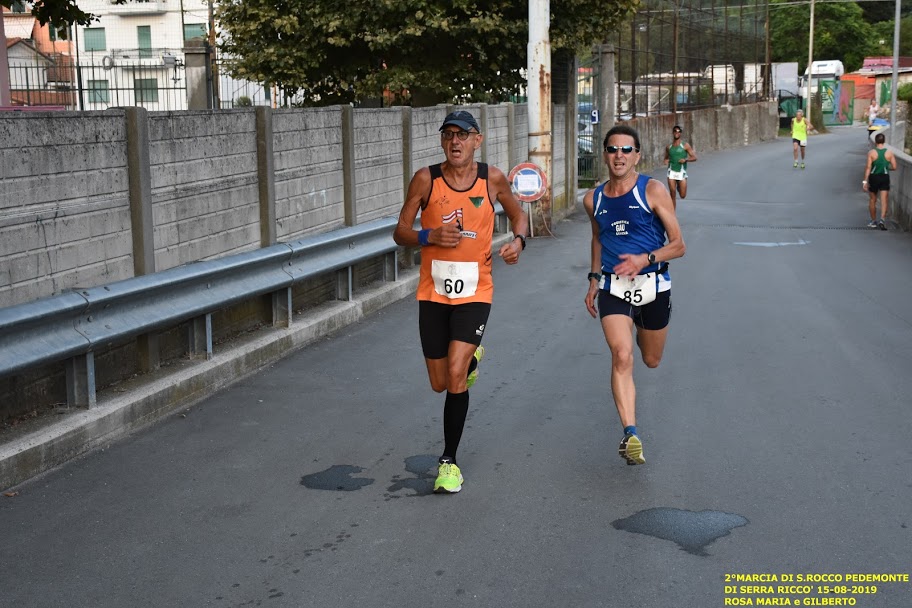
508, 162, 548, 238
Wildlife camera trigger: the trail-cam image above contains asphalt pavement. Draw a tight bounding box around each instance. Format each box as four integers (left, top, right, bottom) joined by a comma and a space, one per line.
1, 125, 910, 608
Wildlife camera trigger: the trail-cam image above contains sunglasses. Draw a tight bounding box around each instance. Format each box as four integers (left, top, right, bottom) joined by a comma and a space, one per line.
605, 145, 638, 154
441, 130, 477, 141
673, 129, 682, 133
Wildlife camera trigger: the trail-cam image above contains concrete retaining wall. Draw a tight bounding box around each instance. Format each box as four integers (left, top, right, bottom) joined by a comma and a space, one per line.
0, 101, 779, 312
627, 102, 778, 172
878, 120, 912, 229
0, 103, 560, 310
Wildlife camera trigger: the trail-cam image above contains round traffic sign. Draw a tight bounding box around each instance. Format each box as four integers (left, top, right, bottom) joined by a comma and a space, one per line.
508, 162, 548, 203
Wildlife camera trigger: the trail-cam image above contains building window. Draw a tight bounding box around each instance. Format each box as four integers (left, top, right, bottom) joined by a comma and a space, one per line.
183, 23, 207, 44
11, 1, 27, 13
88, 80, 110, 103
134, 78, 159, 103
137, 25, 152, 58
49, 25, 58, 42
83, 28, 106, 52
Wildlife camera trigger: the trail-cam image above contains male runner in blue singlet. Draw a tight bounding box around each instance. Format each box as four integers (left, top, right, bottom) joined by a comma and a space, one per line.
583, 125, 686, 465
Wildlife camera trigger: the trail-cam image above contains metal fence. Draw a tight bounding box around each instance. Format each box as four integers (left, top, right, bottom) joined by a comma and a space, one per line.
577, 0, 771, 183
7, 49, 191, 111
614, 0, 769, 117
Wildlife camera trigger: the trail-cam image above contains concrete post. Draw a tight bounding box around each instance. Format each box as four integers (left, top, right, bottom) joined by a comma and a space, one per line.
598, 44, 617, 183
400, 106, 417, 267
256, 106, 276, 246
506, 102, 516, 167
184, 47, 211, 110
479, 103, 488, 163
567, 55, 579, 208
0, 16, 11, 106
341, 105, 356, 226
125, 107, 159, 372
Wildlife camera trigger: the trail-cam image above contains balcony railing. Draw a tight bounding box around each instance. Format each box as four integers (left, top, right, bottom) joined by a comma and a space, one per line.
107, 1, 169, 15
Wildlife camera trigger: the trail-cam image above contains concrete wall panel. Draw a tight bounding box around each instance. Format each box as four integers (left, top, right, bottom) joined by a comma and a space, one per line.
274, 107, 345, 240
0, 112, 132, 308
353, 109, 404, 223
150, 110, 259, 269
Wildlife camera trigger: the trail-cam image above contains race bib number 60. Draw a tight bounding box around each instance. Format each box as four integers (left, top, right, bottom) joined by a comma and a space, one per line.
431, 260, 479, 300
602, 272, 657, 305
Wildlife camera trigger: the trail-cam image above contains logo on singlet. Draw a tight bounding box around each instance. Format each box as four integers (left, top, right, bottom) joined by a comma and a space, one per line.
613, 220, 629, 236
469, 196, 485, 208
442, 209, 463, 224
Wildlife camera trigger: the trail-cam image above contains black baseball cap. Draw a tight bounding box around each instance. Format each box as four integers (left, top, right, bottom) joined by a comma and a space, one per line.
673, 125, 682, 132
440, 110, 480, 132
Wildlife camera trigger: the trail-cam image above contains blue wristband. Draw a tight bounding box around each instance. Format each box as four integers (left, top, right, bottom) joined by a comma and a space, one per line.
418, 229, 431, 246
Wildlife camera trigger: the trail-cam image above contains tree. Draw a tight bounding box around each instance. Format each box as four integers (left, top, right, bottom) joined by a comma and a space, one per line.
216, 0, 638, 107
0, 0, 127, 28
769, 0, 875, 73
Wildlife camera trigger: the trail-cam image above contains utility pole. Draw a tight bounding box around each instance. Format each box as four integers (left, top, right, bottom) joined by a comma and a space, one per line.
889, 0, 901, 146
208, 0, 220, 109
805, 0, 815, 113
528, 0, 552, 235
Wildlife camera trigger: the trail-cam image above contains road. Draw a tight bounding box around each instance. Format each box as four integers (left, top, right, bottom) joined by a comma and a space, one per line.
2, 125, 911, 608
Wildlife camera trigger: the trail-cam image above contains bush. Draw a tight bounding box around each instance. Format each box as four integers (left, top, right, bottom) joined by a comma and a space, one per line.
235, 96, 253, 107
897, 82, 912, 104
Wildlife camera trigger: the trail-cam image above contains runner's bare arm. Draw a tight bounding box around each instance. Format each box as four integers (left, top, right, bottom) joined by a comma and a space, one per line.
488, 166, 529, 264
614, 179, 685, 277
583, 189, 602, 318
685, 143, 698, 162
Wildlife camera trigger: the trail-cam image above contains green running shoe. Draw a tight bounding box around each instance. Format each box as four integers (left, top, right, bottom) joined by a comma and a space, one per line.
800, 163, 805, 170
618, 433, 646, 465
465, 346, 485, 389
434, 461, 464, 493
793, 161, 798, 168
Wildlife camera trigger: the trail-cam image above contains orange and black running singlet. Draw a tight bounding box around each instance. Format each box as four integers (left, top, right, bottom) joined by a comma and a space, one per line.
417, 162, 496, 304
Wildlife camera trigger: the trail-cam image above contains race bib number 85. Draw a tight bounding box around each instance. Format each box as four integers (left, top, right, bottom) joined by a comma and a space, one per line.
431, 260, 479, 300
601, 272, 657, 305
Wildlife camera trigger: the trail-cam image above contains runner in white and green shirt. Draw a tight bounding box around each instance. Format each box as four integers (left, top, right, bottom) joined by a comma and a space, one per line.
664, 125, 698, 209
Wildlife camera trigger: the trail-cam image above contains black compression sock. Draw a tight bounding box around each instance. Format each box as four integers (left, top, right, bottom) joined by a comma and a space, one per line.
442, 390, 470, 461
467, 356, 478, 377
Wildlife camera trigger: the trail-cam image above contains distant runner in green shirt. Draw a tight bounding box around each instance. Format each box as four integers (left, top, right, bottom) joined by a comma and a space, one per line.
663, 125, 698, 209
862, 132, 897, 230
791, 109, 813, 169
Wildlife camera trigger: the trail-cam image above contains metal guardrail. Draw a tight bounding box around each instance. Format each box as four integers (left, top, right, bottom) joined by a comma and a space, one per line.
0, 217, 400, 408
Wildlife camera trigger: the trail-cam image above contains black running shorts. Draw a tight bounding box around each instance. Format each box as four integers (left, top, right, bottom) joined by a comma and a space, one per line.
419, 301, 491, 359
868, 173, 890, 193
598, 289, 672, 330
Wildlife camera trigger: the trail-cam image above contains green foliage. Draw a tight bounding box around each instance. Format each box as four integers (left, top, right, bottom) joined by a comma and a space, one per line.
896, 82, 912, 104
235, 96, 253, 107
870, 18, 912, 57
216, 0, 638, 107
770, 0, 875, 73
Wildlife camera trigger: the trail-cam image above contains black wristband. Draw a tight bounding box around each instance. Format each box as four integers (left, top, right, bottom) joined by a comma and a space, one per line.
588, 272, 602, 282
514, 234, 526, 250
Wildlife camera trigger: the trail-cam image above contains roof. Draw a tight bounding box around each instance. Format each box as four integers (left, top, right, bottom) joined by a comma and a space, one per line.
6, 37, 53, 62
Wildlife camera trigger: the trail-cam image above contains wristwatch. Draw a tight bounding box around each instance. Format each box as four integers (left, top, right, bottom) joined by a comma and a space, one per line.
514, 234, 526, 250
647, 252, 657, 264
588, 272, 602, 282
